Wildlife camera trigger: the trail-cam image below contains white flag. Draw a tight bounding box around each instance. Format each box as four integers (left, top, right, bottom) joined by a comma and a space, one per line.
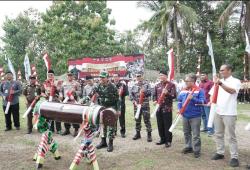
206, 32, 216, 76
7, 57, 16, 80
23, 54, 31, 81
245, 30, 250, 54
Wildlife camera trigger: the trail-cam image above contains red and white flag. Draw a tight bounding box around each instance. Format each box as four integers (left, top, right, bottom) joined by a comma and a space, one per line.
167, 48, 175, 81
43, 53, 51, 71
17, 69, 22, 80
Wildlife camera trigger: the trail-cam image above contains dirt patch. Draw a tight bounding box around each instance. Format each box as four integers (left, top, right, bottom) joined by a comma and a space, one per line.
0, 126, 250, 170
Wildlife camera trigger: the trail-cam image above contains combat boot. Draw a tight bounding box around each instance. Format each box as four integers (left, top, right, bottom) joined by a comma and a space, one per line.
96, 137, 107, 149
147, 132, 152, 142
107, 139, 113, 152
132, 131, 141, 140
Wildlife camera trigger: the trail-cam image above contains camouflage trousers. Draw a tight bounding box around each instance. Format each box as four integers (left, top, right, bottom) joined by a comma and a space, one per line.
134, 106, 152, 133
102, 125, 116, 139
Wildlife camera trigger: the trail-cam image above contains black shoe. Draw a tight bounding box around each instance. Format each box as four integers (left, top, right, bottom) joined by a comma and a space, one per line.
27, 131, 32, 134
107, 139, 113, 152
121, 133, 126, 138
182, 147, 193, 154
96, 137, 108, 149
246, 164, 250, 169
165, 142, 171, 148
133, 131, 141, 140
194, 152, 200, 158
61, 130, 70, 136
16, 127, 20, 130
229, 158, 239, 167
211, 153, 224, 160
73, 130, 78, 137
156, 140, 165, 145
4, 128, 12, 131
55, 156, 61, 160
147, 132, 152, 142
36, 163, 43, 169
201, 129, 207, 132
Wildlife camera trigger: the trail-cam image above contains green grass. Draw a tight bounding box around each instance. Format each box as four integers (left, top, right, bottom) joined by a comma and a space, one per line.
0, 96, 250, 170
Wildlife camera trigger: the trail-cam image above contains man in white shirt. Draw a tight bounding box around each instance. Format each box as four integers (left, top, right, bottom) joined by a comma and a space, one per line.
209, 64, 241, 167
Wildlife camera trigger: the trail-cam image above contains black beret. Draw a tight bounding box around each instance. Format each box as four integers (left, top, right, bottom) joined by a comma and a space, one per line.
6, 71, 13, 75
159, 70, 168, 76
47, 69, 54, 74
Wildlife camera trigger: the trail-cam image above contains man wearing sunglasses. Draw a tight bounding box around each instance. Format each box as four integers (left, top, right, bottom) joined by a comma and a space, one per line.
23, 75, 41, 134
210, 64, 241, 167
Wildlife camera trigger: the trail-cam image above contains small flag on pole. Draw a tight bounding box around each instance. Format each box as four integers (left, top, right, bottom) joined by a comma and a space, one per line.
245, 30, 250, 54
17, 69, 22, 80
167, 48, 175, 81
23, 54, 31, 81
43, 53, 51, 72
206, 32, 216, 76
7, 57, 16, 80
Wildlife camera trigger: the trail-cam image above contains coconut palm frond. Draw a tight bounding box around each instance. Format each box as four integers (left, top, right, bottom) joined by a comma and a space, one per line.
218, 1, 241, 28
178, 3, 198, 25
136, 1, 160, 11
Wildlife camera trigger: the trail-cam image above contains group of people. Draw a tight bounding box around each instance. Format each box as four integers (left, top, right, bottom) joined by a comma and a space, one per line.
238, 80, 250, 104
0, 63, 244, 168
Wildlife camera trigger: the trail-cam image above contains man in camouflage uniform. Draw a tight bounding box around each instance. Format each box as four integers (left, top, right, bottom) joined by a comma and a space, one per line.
113, 73, 128, 138
23, 75, 41, 134
93, 71, 120, 152
130, 73, 152, 142
41, 70, 62, 134
60, 71, 81, 137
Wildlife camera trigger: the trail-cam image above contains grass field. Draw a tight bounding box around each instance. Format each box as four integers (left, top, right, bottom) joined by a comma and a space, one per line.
0, 96, 250, 170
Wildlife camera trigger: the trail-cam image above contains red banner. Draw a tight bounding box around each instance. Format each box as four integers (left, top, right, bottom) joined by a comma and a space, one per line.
68, 54, 144, 78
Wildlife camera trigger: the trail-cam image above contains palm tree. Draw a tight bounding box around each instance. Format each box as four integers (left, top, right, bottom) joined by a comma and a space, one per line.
137, 1, 198, 74
219, 1, 250, 79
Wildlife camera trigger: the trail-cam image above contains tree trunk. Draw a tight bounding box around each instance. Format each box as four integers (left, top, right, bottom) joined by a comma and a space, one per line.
245, 2, 250, 79
173, 8, 180, 74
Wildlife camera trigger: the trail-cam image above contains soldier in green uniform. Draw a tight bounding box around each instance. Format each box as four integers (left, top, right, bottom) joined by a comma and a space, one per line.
130, 73, 152, 142
23, 75, 41, 134
92, 71, 120, 152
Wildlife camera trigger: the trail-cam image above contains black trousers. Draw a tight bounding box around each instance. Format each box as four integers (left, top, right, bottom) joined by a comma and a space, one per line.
3, 103, 20, 129
118, 103, 126, 134
238, 90, 244, 102
156, 109, 172, 143
64, 123, 80, 131
27, 111, 33, 132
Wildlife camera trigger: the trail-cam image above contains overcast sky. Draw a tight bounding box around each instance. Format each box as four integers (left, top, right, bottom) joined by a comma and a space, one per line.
0, 1, 153, 41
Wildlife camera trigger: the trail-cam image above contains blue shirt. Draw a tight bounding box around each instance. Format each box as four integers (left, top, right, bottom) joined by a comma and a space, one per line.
177, 87, 205, 119
0, 80, 22, 106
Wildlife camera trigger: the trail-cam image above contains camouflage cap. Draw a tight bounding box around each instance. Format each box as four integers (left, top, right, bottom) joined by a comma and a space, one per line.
99, 71, 108, 78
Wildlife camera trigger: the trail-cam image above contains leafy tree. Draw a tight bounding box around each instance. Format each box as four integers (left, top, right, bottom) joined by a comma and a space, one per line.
37, 1, 123, 76
137, 1, 198, 73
